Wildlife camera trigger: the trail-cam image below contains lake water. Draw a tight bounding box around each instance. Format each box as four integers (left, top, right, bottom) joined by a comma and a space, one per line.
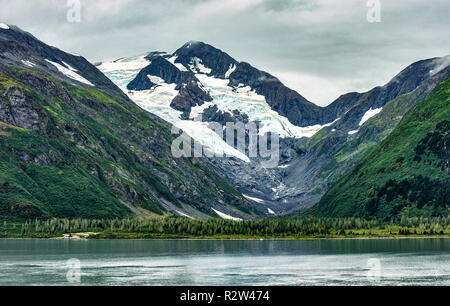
0, 238, 448, 286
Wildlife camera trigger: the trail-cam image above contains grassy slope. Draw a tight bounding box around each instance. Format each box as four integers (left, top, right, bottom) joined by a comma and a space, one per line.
310, 78, 450, 219
0, 65, 253, 221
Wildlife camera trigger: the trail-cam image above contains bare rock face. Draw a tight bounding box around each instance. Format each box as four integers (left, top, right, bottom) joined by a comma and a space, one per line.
173, 41, 238, 78
0, 86, 42, 132
171, 80, 212, 118
127, 56, 196, 91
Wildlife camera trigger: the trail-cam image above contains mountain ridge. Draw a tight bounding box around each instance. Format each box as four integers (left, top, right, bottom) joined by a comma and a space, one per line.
100, 38, 450, 216
310, 77, 450, 219
2, 24, 449, 220
0, 25, 257, 221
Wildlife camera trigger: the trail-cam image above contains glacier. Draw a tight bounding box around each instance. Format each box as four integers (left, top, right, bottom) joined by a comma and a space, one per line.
98, 53, 334, 163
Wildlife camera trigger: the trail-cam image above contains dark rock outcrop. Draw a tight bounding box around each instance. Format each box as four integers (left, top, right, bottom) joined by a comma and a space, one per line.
174, 41, 238, 78
0, 24, 117, 92
127, 56, 196, 90
0, 86, 48, 134
201, 105, 249, 125
171, 80, 213, 118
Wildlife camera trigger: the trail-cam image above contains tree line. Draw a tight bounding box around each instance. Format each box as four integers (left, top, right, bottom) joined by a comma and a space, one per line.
2, 215, 449, 237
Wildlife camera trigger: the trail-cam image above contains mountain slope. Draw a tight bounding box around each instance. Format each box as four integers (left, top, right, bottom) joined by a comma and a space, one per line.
0, 25, 256, 221
304, 62, 450, 202
207, 57, 450, 214
99, 40, 449, 216
173, 41, 324, 127
310, 77, 450, 219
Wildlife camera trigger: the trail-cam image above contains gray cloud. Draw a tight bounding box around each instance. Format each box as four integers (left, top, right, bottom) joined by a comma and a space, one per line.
0, 0, 449, 105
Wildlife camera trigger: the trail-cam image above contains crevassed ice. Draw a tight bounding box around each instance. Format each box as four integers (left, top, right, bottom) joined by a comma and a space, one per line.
100, 55, 250, 162
129, 86, 250, 162
195, 74, 336, 138
45, 59, 94, 86
212, 208, 243, 221
99, 54, 338, 162
97, 54, 150, 90
359, 107, 383, 126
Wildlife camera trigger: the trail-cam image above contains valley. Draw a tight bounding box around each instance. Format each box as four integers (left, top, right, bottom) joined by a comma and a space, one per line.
0, 24, 448, 223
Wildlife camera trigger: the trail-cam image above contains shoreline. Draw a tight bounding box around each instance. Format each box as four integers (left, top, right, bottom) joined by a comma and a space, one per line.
1, 234, 449, 241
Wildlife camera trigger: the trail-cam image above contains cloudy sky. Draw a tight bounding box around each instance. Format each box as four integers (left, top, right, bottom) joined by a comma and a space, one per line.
1, 0, 449, 105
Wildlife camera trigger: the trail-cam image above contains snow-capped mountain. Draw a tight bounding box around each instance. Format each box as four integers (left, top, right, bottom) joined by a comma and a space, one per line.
98, 41, 337, 162
2, 22, 449, 218
99, 42, 449, 215
0, 25, 258, 221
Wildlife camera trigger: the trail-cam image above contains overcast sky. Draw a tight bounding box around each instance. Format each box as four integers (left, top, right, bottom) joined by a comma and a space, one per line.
1, 0, 449, 106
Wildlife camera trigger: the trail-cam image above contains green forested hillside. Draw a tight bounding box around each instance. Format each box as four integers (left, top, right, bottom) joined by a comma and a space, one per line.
0, 64, 254, 221
310, 78, 450, 219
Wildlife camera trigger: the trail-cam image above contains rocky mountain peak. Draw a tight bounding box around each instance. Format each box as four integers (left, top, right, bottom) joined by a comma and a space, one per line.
173, 41, 238, 78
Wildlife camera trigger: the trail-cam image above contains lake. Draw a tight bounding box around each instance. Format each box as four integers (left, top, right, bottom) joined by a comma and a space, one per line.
0, 238, 448, 286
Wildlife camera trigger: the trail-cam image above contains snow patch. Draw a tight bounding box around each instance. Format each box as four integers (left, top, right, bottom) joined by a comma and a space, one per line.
175, 210, 194, 219
430, 56, 450, 77
359, 107, 383, 126
102, 55, 346, 163
243, 195, 265, 203
212, 208, 243, 221
100, 55, 249, 162
168, 56, 188, 72
148, 75, 165, 85
348, 130, 359, 135
45, 59, 94, 86
271, 183, 286, 193
278, 164, 290, 169
21, 60, 35, 68
189, 57, 212, 74
0, 23, 9, 30
62, 61, 78, 72
225, 63, 236, 78
267, 208, 276, 215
